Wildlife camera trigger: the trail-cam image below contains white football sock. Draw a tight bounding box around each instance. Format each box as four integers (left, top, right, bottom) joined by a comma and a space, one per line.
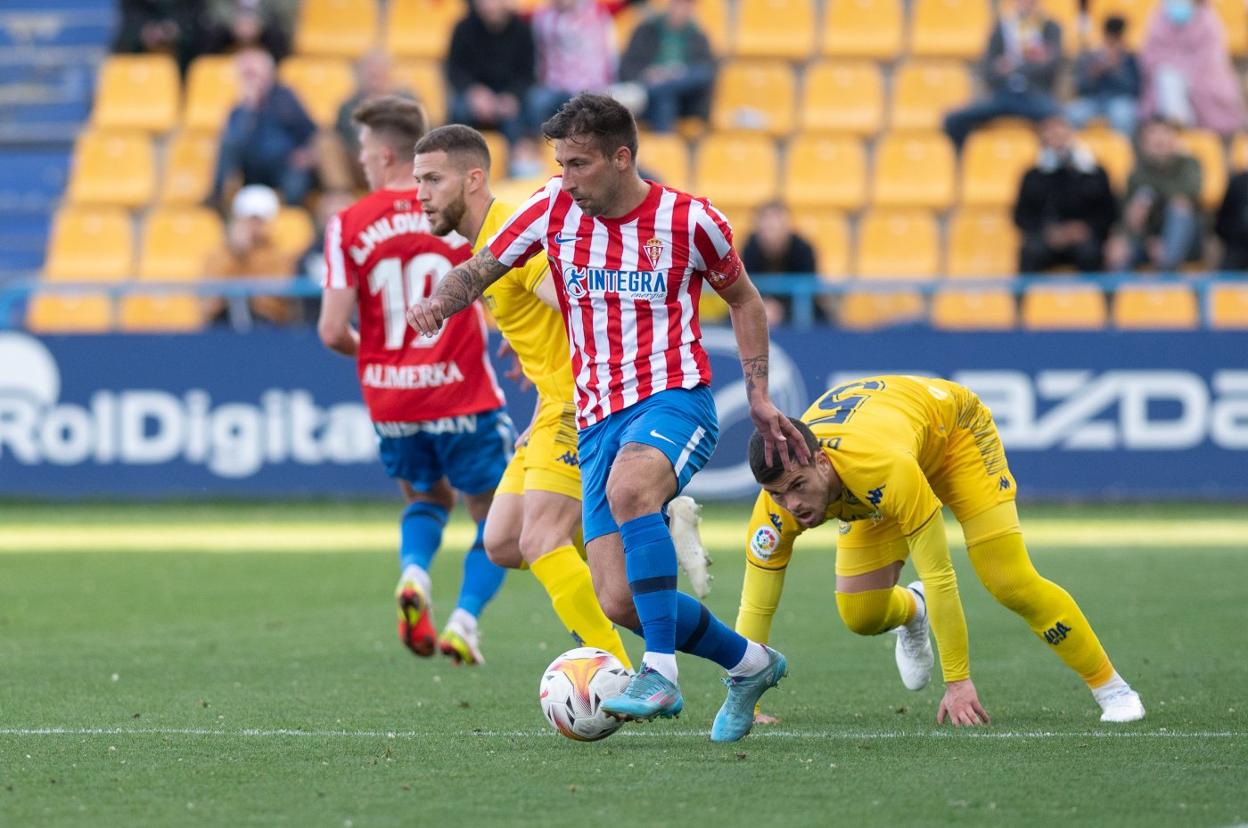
400, 564, 432, 599
449, 607, 478, 635
728, 641, 770, 677
1091, 671, 1130, 702
643, 652, 678, 683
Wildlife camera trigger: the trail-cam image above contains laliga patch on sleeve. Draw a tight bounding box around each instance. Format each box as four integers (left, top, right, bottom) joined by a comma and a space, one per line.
706, 250, 742, 290
750, 525, 779, 560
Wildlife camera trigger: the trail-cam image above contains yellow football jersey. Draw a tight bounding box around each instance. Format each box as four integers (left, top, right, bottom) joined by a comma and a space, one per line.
475, 199, 573, 404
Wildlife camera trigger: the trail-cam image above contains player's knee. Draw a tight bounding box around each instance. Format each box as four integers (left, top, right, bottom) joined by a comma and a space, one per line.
517, 524, 567, 565
483, 521, 523, 569
595, 582, 638, 628
836, 592, 892, 636
605, 477, 661, 524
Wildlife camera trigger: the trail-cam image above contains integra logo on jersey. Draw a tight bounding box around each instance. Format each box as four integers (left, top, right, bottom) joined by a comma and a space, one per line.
361, 361, 465, 389
562, 267, 667, 300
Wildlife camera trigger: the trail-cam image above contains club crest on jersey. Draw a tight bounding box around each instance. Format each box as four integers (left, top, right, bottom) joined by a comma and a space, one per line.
643, 237, 664, 269
561, 266, 667, 300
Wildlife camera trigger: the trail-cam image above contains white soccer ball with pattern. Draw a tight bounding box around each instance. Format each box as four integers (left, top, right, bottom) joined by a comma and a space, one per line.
538, 647, 632, 741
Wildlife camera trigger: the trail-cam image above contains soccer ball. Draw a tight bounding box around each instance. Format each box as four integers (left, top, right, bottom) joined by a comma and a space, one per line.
538, 647, 632, 742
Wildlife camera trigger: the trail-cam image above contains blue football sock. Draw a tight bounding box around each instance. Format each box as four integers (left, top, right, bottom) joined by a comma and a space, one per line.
399, 501, 448, 572
621, 513, 678, 655
455, 520, 506, 618
674, 591, 749, 670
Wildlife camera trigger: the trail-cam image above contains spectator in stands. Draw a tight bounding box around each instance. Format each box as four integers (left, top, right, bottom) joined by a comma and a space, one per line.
618, 0, 716, 133
327, 52, 410, 191
1138, 0, 1245, 136
528, 0, 618, 133
740, 201, 820, 326
1066, 16, 1140, 136
943, 0, 1062, 150
1215, 168, 1248, 270
1013, 116, 1118, 274
1108, 117, 1204, 271
114, 0, 214, 75
202, 0, 294, 62
446, 0, 535, 147
211, 48, 318, 207
204, 184, 298, 327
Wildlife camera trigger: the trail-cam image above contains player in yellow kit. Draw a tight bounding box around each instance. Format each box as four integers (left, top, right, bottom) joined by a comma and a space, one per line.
410, 123, 633, 668
736, 375, 1145, 725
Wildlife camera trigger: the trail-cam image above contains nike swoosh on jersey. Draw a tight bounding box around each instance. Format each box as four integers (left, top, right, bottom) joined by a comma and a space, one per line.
649, 429, 678, 446
553, 234, 579, 244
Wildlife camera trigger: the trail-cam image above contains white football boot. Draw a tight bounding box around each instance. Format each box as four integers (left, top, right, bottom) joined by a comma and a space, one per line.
893, 581, 934, 691
1093, 674, 1146, 722
668, 495, 713, 600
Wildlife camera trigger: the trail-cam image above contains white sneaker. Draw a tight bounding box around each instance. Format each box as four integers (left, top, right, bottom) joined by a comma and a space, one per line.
438, 614, 485, 666
1094, 677, 1145, 722
668, 495, 713, 599
893, 581, 933, 691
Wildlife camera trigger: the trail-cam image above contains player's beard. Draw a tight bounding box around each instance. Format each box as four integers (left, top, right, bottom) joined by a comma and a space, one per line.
430, 190, 467, 237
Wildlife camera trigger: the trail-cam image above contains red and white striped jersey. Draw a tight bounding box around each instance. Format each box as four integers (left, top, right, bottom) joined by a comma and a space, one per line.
324, 188, 504, 424
487, 178, 742, 428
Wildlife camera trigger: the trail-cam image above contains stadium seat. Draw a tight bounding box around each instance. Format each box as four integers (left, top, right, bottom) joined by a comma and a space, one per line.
44, 207, 134, 281
959, 127, 1039, 207
1088, 0, 1153, 49
1112, 284, 1199, 330
638, 132, 691, 191
1209, 283, 1248, 328
1021, 284, 1108, 329
889, 61, 973, 131
946, 209, 1019, 278
294, 0, 379, 58
909, 0, 993, 59
479, 130, 510, 181
159, 131, 218, 205
790, 210, 850, 279
1178, 129, 1227, 210
855, 210, 940, 279
492, 175, 548, 208
1232, 133, 1248, 171
278, 57, 354, 126
392, 60, 448, 126
799, 61, 883, 135
66, 131, 156, 208
712, 61, 796, 136
837, 290, 926, 329
121, 207, 224, 331
734, 0, 816, 59
272, 206, 315, 258
930, 287, 1017, 329
26, 294, 114, 333
1080, 127, 1133, 191
870, 132, 956, 210
697, 0, 732, 55
783, 133, 866, 211
695, 133, 779, 210
387, 0, 465, 59
183, 55, 239, 132
1211, 0, 1248, 56
91, 54, 180, 133
820, 0, 904, 59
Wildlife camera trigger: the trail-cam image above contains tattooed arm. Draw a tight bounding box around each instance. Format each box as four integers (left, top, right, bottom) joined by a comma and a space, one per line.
406, 248, 511, 336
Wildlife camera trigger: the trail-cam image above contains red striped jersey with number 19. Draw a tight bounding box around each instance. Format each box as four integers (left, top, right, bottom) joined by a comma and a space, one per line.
487, 178, 743, 428
324, 188, 504, 424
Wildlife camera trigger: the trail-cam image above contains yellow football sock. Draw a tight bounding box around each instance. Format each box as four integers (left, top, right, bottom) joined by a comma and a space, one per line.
529, 544, 633, 670
835, 586, 917, 637
967, 530, 1115, 688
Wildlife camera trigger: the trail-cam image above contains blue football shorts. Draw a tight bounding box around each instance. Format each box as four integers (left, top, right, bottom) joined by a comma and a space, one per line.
376, 408, 515, 496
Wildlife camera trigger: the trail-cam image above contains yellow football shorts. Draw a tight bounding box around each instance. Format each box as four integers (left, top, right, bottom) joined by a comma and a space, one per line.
496, 396, 582, 500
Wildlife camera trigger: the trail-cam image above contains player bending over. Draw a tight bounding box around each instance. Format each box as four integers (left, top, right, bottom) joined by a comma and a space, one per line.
736, 375, 1145, 725
319, 96, 512, 665
408, 93, 806, 741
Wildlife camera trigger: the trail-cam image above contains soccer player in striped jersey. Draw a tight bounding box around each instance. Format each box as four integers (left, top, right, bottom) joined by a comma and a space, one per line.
408, 93, 807, 742
319, 96, 513, 666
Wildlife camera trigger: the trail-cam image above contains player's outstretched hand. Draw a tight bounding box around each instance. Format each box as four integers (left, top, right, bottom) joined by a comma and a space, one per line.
406, 297, 447, 337
936, 678, 991, 727
749, 400, 812, 470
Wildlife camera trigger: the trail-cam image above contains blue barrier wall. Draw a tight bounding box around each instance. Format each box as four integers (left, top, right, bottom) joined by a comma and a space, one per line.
2, 328, 1246, 499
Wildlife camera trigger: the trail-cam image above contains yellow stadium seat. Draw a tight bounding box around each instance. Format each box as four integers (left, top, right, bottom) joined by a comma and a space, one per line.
870, 132, 955, 209
273, 206, 315, 258
66, 131, 155, 208
930, 287, 1017, 329
638, 132, 691, 191
783, 133, 866, 211
278, 57, 354, 127
1088, 0, 1154, 50
1112, 284, 1199, 330
799, 61, 883, 135
1231, 132, 1248, 170
387, 0, 465, 59
837, 290, 926, 328
821, 0, 904, 58
1211, 0, 1248, 56
1021, 284, 1108, 329
44, 207, 134, 281
856, 210, 940, 279
909, 0, 993, 59
392, 60, 447, 126
159, 131, 218, 205
295, 0, 379, 58
712, 61, 796, 136
960, 127, 1039, 207
491, 175, 548, 207
890, 61, 973, 131
1179, 129, 1228, 210
26, 295, 113, 333
734, 0, 816, 58
479, 130, 510, 181
790, 210, 850, 279
92, 54, 179, 133
137, 208, 224, 279
1042, 0, 1082, 55
946, 209, 1019, 277
1080, 127, 1133, 191
698, 0, 732, 55
1209, 283, 1248, 328
183, 55, 238, 132
695, 134, 779, 210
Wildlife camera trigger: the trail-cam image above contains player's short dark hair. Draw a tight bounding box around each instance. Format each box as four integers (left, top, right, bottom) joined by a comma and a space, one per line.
1104, 15, 1127, 38
351, 95, 429, 160
541, 93, 639, 163
748, 418, 820, 485
412, 124, 492, 175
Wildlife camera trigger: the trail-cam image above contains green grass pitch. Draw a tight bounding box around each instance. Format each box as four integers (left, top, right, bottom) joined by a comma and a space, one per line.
1, 500, 1245, 827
